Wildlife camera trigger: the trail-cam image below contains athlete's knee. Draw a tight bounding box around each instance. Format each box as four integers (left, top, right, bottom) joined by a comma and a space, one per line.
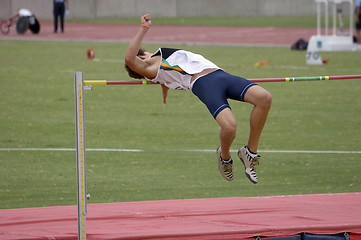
261, 91, 272, 110
216, 109, 237, 136
224, 122, 237, 134
221, 119, 237, 138
253, 88, 272, 110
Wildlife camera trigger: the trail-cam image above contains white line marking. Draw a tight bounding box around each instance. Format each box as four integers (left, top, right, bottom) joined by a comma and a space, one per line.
0, 148, 360, 154
92, 58, 123, 63
0, 148, 143, 152
88, 148, 143, 152
183, 149, 361, 154
259, 150, 361, 154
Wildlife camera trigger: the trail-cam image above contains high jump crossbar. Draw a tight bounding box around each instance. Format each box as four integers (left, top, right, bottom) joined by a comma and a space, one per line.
84, 75, 361, 86
74, 72, 360, 240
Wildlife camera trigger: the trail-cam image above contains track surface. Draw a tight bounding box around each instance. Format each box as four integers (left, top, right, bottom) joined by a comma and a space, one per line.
0, 21, 316, 46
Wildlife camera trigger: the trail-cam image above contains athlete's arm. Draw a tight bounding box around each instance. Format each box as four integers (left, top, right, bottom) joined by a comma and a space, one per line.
125, 14, 152, 78
9, 11, 20, 21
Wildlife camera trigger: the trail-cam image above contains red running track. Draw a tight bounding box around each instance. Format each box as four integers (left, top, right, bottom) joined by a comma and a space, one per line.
0, 21, 316, 46
0, 193, 361, 240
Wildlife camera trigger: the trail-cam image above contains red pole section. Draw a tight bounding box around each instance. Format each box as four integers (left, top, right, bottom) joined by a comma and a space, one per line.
328, 75, 361, 80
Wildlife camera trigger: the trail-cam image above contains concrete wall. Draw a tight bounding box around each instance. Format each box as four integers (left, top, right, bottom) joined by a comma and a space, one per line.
0, 0, 354, 20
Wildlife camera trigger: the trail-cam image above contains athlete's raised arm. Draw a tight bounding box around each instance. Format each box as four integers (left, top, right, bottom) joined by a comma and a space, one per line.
124, 14, 152, 78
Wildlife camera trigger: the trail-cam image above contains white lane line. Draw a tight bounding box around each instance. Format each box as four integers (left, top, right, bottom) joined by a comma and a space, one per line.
0, 148, 360, 154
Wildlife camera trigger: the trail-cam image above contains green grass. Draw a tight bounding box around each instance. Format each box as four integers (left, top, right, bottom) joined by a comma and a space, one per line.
0, 39, 360, 209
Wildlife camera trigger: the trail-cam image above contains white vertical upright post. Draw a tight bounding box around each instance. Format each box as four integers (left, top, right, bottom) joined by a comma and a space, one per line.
325, 0, 329, 36
332, 2, 337, 35
349, 0, 353, 37
74, 72, 87, 240
317, 1, 321, 36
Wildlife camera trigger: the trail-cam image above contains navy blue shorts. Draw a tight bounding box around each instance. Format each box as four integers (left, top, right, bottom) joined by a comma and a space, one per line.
191, 69, 256, 118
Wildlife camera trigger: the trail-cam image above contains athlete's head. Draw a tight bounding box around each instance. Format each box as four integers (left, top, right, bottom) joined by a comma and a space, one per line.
124, 47, 147, 79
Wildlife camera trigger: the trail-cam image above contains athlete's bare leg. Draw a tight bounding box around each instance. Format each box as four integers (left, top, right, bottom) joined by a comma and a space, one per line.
215, 85, 271, 158
215, 108, 236, 160
243, 85, 272, 153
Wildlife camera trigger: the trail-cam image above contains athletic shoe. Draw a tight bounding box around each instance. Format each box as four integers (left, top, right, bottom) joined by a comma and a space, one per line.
238, 146, 260, 184
216, 147, 234, 181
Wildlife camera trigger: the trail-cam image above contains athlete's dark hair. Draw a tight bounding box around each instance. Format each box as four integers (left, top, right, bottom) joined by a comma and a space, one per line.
124, 47, 146, 79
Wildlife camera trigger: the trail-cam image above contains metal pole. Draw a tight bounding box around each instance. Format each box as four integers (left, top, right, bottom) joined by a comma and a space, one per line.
75, 72, 87, 240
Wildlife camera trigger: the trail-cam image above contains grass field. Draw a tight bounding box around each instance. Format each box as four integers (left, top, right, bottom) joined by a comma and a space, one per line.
1, 23, 361, 209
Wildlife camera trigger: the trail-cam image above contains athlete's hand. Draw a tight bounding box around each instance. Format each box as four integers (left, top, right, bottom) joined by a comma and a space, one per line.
141, 14, 152, 28
161, 84, 169, 104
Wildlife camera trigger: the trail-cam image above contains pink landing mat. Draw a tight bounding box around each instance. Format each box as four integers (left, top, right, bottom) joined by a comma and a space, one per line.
0, 193, 360, 240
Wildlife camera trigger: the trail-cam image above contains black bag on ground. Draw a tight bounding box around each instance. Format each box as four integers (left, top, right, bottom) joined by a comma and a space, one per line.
16, 16, 29, 34
291, 38, 308, 50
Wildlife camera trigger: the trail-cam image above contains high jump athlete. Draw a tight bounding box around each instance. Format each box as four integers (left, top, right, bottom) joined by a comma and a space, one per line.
124, 14, 272, 184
